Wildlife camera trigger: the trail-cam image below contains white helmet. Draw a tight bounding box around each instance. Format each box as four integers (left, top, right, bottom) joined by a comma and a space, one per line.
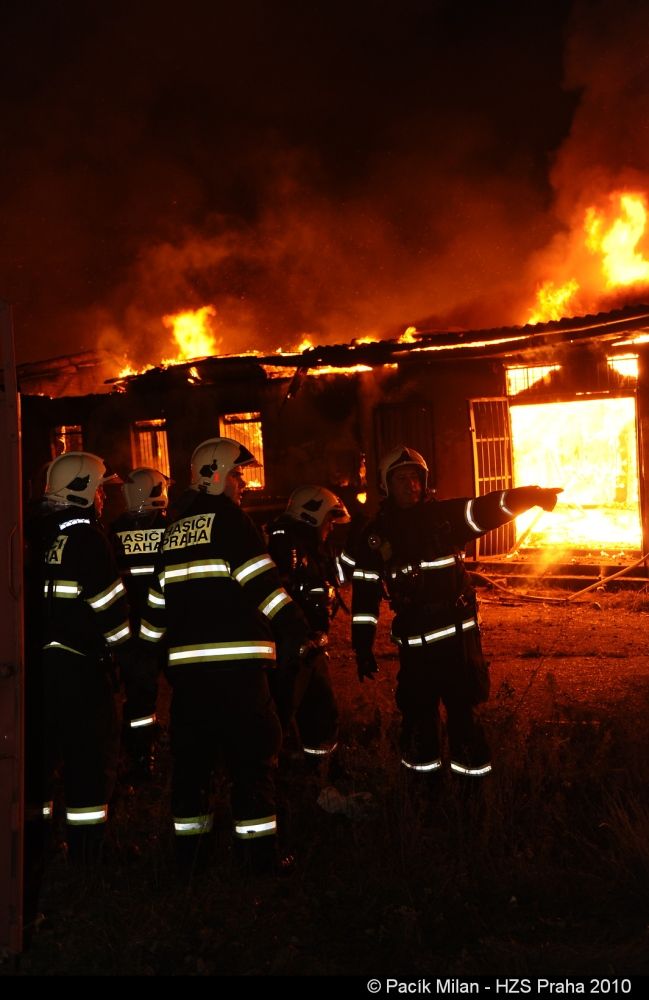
190, 437, 258, 495
45, 452, 116, 509
285, 486, 351, 528
379, 445, 429, 494
123, 467, 169, 513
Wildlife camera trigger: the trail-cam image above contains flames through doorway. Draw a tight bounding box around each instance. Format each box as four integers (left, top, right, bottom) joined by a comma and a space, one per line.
510, 397, 641, 552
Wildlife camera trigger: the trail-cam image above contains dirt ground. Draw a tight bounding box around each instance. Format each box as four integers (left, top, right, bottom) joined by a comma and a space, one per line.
329, 587, 649, 736
5, 586, 649, 978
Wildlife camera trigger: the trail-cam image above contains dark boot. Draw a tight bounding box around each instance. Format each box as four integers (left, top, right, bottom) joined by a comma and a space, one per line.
66, 824, 106, 867
173, 834, 213, 880
233, 836, 295, 878
123, 724, 158, 783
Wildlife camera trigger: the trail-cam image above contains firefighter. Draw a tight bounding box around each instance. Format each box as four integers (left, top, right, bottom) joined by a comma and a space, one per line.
266, 485, 350, 763
37, 452, 131, 862
139, 436, 308, 874
351, 445, 561, 782
111, 467, 169, 780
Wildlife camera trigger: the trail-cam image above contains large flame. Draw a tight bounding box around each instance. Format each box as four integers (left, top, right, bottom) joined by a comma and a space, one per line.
118, 305, 219, 378
528, 191, 649, 324
584, 194, 649, 287
162, 305, 218, 360
510, 397, 641, 550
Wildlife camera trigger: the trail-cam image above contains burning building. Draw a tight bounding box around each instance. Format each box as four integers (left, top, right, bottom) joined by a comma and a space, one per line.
14, 183, 649, 576
15, 301, 649, 579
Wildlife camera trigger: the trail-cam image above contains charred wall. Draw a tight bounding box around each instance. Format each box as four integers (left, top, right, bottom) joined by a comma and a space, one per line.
355, 358, 504, 502
20, 357, 506, 525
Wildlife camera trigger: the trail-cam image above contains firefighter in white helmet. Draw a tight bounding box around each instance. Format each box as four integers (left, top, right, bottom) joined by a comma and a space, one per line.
110, 467, 169, 781
140, 437, 308, 874
31, 451, 131, 863
351, 445, 562, 784
266, 485, 350, 765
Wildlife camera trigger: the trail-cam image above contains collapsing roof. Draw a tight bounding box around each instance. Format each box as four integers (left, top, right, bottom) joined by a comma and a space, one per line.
106, 303, 649, 392
7, 304, 649, 398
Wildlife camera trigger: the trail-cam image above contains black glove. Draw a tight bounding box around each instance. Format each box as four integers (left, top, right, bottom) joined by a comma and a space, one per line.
355, 650, 379, 683
535, 487, 563, 512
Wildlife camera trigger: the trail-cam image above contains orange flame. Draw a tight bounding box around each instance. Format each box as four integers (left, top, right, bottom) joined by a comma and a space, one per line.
118, 305, 220, 378
528, 280, 579, 325
511, 397, 641, 550
585, 194, 649, 287
162, 305, 218, 361
528, 191, 649, 324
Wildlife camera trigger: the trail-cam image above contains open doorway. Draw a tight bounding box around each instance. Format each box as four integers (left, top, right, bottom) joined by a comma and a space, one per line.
510, 396, 641, 551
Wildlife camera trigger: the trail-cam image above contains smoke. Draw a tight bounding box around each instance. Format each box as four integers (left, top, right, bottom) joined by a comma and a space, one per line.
554, 0, 649, 209
523, 0, 649, 314
92, 154, 557, 370
6, 1, 649, 369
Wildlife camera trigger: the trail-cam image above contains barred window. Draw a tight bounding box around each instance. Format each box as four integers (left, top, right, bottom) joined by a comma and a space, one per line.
506, 365, 560, 396
51, 424, 83, 458
219, 412, 265, 490
131, 419, 170, 476
607, 355, 638, 380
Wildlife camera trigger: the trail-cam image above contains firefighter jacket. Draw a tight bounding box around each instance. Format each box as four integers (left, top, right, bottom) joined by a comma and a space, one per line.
111, 509, 167, 634
352, 486, 548, 652
266, 515, 340, 635
140, 491, 307, 670
40, 506, 131, 658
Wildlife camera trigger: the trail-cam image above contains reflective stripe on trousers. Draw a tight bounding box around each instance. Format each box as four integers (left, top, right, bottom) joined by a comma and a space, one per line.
303, 741, 338, 757
173, 814, 214, 836
129, 714, 157, 729
233, 815, 277, 840
401, 757, 442, 772
450, 761, 492, 777
66, 804, 108, 826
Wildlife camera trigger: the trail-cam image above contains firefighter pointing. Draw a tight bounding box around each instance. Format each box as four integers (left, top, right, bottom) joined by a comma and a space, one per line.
140, 437, 307, 874
351, 445, 561, 781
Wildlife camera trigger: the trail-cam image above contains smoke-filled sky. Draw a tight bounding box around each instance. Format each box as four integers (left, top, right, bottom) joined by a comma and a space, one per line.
2, 0, 648, 366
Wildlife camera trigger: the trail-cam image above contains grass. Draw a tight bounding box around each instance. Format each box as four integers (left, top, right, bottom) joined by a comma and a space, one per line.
4, 592, 649, 976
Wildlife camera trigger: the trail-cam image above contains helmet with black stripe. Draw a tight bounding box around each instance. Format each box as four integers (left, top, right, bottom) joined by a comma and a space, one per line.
190, 437, 258, 496
45, 451, 119, 508
285, 485, 351, 528
123, 467, 169, 512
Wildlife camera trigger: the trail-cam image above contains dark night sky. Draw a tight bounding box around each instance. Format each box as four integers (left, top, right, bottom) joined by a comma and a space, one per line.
2, 0, 647, 366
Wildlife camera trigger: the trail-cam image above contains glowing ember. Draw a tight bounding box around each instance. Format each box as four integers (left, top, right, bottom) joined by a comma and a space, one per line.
510, 397, 641, 550
356, 491, 367, 504
308, 364, 374, 376
117, 360, 155, 379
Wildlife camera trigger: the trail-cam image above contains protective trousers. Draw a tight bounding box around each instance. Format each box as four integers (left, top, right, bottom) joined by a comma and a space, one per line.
42, 646, 119, 838
396, 629, 491, 777
169, 666, 282, 849
294, 649, 339, 756
119, 642, 163, 730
